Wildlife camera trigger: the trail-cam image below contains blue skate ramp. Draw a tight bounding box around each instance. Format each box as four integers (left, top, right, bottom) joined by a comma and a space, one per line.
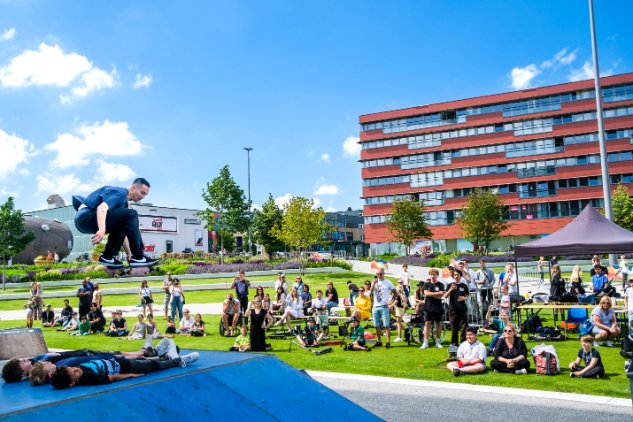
0, 350, 379, 421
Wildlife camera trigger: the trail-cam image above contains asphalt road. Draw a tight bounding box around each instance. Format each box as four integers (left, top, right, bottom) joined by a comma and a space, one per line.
310, 372, 633, 422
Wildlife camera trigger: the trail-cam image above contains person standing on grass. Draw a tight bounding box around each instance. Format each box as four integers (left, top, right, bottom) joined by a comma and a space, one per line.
399, 264, 413, 302
475, 259, 495, 321
370, 268, 395, 349
230, 270, 250, 315
92, 282, 103, 309
421, 268, 445, 350
162, 272, 174, 319
76, 278, 92, 319
444, 268, 469, 347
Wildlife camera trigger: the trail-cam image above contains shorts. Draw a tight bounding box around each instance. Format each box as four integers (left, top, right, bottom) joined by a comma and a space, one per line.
164, 293, 170, 306
592, 325, 606, 336
372, 306, 390, 328
395, 307, 406, 318
424, 311, 443, 322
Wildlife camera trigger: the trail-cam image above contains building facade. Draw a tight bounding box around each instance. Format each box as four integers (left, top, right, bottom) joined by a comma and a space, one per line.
359, 73, 633, 254
322, 208, 367, 257
27, 203, 208, 261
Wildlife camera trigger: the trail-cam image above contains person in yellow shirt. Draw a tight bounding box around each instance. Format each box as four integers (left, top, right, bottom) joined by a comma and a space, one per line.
350, 288, 372, 321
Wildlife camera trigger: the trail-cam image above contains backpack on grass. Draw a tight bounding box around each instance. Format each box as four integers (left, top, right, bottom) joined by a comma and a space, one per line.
531, 343, 560, 375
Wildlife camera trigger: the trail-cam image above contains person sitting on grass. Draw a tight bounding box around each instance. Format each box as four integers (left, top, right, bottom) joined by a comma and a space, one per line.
275, 289, 304, 331
446, 326, 487, 377
485, 307, 511, 355
165, 316, 176, 335
350, 288, 372, 322
88, 302, 105, 333
179, 309, 195, 335
70, 315, 91, 336
591, 296, 621, 347
569, 335, 605, 378
230, 326, 250, 352
60, 312, 79, 332
222, 293, 241, 337
55, 299, 74, 327
41, 304, 55, 327
127, 314, 147, 340
51, 352, 200, 389
190, 313, 206, 337
145, 314, 161, 339
344, 316, 370, 352
490, 323, 530, 375
295, 317, 324, 347
311, 289, 330, 338
106, 311, 129, 337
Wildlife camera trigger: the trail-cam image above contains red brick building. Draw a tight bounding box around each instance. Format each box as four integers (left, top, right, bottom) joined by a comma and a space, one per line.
359, 73, 633, 254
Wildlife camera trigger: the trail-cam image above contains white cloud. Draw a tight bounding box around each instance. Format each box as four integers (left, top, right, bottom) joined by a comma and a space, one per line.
510, 64, 541, 90
35, 173, 94, 196
0, 129, 35, 179
0, 43, 117, 103
1, 28, 16, 41
44, 120, 144, 168
320, 153, 330, 163
541, 48, 578, 69
275, 193, 293, 208
60, 67, 117, 104
311, 197, 322, 209
314, 184, 339, 195
133, 73, 152, 88
96, 161, 135, 184
342, 136, 360, 159
569, 60, 595, 82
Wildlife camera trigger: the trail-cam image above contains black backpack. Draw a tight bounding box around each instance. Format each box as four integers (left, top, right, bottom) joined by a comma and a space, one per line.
521, 315, 542, 333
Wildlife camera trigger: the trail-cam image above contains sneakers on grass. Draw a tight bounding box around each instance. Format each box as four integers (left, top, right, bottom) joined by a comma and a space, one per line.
420, 340, 429, 350
515, 368, 527, 375
603, 340, 613, 347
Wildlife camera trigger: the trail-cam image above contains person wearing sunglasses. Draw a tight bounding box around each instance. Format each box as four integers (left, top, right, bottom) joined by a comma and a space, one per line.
490, 323, 530, 374
590, 296, 620, 347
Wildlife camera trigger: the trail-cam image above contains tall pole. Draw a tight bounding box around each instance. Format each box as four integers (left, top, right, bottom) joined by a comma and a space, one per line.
588, 0, 614, 265
244, 147, 253, 255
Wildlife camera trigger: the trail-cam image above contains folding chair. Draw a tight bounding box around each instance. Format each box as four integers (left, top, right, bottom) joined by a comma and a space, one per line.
560, 307, 588, 338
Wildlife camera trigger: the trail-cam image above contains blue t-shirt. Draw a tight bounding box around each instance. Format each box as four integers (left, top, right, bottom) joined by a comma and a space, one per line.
592, 274, 607, 292
73, 186, 128, 211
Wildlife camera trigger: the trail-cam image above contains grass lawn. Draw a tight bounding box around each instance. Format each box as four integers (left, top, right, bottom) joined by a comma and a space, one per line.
1, 313, 630, 398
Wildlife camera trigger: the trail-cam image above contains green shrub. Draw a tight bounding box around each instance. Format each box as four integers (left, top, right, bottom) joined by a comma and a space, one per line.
426, 253, 453, 268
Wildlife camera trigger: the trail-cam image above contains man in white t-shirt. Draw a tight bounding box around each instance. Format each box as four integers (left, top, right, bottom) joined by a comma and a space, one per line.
446, 326, 487, 376
399, 264, 413, 299
371, 268, 395, 349
274, 273, 289, 294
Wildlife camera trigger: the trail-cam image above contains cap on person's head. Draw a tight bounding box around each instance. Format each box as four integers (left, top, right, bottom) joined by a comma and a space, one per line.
277, 271, 283, 276
307, 317, 315, 323
45, 304, 52, 308
349, 316, 359, 323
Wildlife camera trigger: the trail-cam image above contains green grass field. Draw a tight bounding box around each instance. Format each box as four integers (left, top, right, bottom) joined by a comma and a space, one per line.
1, 271, 631, 398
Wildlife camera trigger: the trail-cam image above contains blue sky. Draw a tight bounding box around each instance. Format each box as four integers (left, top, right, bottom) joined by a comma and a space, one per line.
0, 0, 631, 214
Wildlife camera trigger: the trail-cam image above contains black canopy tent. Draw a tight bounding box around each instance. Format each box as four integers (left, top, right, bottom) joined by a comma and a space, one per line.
510, 204, 633, 301
514, 204, 633, 257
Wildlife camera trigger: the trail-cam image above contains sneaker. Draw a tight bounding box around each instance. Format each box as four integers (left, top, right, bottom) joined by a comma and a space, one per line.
420, 340, 429, 350
603, 340, 613, 347
373, 342, 383, 348
365, 347, 371, 352
178, 352, 199, 367
569, 372, 575, 378
322, 336, 329, 340
515, 368, 527, 375
129, 255, 159, 267
98, 255, 124, 268
593, 341, 600, 348
394, 337, 403, 343
453, 368, 463, 377
385, 343, 391, 349
436, 341, 443, 349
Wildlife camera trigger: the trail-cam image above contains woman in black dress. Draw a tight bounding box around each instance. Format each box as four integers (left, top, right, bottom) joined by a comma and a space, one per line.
245, 299, 273, 351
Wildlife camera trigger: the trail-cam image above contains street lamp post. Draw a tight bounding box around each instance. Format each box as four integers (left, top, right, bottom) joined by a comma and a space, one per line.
244, 147, 253, 255
588, 0, 614, 265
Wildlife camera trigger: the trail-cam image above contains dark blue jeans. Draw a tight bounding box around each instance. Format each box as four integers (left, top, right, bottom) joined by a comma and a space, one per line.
75, 207, 144, 259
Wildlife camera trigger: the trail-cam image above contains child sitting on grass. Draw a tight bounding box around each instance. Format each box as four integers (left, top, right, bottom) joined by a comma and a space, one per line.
230, 326, 250, 352
70, 315, 91, 336
59, 312, 79, 332
569, 335, 605, 378
344, 316, 370, 351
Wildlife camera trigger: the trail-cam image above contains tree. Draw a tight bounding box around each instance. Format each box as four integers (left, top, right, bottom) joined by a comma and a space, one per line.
0, 197, 35, 289
251, 193, 284, 259
611, 183, 633, 232
386, 197, 433, 255
458, 189, 510, 254
271, 196, 333, 274
196, 165, 249, 263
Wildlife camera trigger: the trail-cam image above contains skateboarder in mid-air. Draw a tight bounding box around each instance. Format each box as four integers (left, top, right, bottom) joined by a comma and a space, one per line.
73, 178, 158, 269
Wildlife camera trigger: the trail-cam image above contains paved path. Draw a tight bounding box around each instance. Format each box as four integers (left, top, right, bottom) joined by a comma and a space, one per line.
309, 371, 632, 421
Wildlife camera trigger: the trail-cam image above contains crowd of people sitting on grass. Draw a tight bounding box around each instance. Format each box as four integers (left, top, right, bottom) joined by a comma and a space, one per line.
15, 255, 633, 379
